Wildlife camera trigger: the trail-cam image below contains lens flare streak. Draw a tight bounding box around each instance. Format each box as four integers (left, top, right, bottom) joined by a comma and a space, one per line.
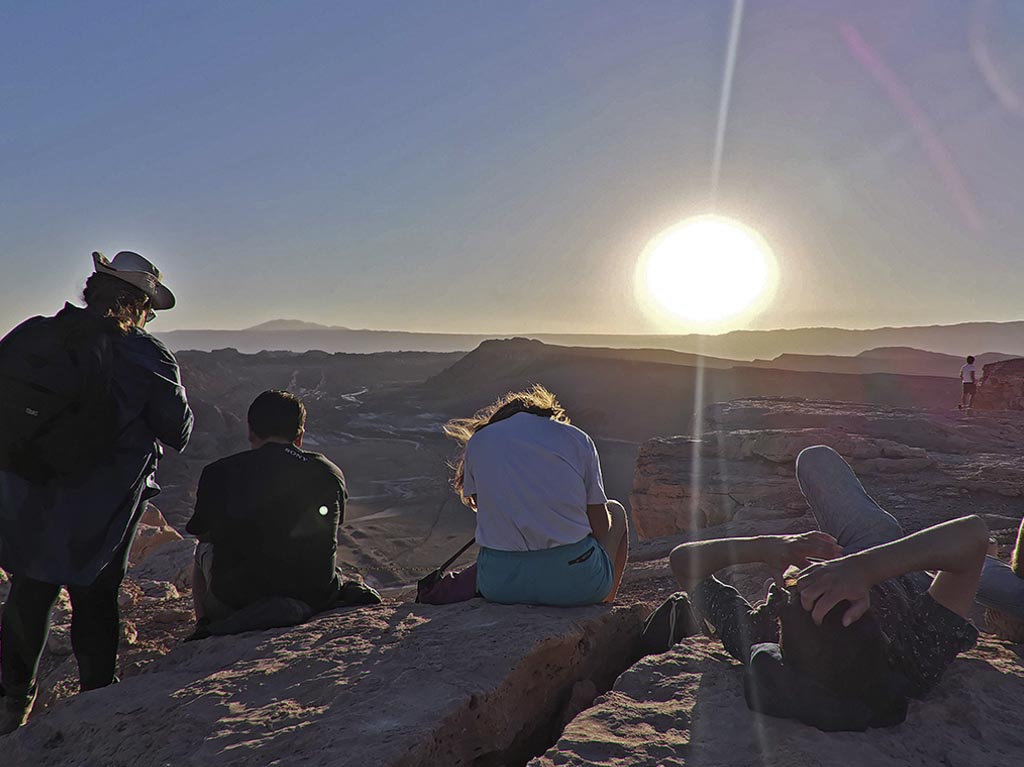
839, 21, 983, 232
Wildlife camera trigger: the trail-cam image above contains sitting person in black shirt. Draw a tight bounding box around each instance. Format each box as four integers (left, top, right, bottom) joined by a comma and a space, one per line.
666, 445, 987, 731
186, 390, 380, 631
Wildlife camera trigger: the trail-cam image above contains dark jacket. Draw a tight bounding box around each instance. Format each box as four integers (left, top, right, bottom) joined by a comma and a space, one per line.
186, 443, 346, 611
0, 304, 193, 586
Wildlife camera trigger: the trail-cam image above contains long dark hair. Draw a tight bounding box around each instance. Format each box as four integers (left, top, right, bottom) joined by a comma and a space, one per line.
443, 384, 570, 508
82, 273, 150, 333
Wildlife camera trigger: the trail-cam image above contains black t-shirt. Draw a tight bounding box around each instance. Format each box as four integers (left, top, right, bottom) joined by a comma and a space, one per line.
186, 443, 347, 611
693, 574, 978, 696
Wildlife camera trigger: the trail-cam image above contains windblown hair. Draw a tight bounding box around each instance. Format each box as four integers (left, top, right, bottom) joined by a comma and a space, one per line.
444, 384, 570, 507
82, 273, 150, 333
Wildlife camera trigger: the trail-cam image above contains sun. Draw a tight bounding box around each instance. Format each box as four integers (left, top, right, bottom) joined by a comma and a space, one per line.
636, 215, 777, 329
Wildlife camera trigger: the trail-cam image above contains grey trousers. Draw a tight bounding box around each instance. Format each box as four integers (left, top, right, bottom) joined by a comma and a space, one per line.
796, 445, 906, 554
795, 445, 930, 590
977, 556, 1024, 620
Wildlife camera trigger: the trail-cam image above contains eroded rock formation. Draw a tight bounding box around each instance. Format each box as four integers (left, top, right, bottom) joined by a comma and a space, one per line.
631, 399, 1024, 541
974, 358, 1024, 410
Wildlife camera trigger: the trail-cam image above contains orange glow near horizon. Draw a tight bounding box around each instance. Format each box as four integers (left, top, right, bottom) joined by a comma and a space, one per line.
635, 214, 778, 331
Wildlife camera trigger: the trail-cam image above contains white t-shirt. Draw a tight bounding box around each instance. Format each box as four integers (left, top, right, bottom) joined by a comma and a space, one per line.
463, 412, 608, 551
961, 364, 978, 383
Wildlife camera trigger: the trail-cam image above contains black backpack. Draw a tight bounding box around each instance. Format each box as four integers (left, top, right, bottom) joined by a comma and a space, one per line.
0, 306, 119, 485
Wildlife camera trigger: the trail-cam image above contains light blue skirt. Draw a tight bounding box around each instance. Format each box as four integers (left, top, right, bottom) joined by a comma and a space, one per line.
476, 535, 614, 606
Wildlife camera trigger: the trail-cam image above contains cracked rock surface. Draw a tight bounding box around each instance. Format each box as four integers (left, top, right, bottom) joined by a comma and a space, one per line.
6, 600, 649, 767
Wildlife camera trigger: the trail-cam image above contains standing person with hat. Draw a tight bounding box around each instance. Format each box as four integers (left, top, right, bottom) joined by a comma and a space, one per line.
0, 251, 193, 734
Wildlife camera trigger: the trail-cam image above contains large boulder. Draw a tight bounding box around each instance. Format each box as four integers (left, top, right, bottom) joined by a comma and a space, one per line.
128, 538, 197, 591
7, 600, 650, 767
533, 635, 1024, 767
974, 358, 1024, 411
631, 399, 1024, 542
630, 437, 804, 540
128, 505, 184, 566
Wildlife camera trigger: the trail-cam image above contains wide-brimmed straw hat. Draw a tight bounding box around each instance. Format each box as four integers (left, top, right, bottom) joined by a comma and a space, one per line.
91, 251, 175, 310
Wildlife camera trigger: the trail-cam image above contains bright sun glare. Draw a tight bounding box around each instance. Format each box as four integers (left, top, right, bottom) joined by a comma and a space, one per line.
636, 215, 778, 329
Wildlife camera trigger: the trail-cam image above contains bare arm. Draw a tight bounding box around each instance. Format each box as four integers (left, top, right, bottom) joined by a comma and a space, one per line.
670, 532, 841, 591
797, 515, 988, 625
586, 504, 610, 539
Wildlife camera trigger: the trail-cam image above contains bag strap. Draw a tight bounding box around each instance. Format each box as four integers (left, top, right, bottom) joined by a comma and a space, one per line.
438, 537, 476, 573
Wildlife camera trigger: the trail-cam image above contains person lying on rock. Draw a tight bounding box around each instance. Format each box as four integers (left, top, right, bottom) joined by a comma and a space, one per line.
0, 252, 193, 735
664, 445, 987, 732
445, 385, 628, 606
185, 390, 380, 638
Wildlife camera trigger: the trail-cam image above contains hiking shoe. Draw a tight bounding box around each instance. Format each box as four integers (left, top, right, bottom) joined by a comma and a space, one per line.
0, 685, 37, 736
639, 592, 702, 656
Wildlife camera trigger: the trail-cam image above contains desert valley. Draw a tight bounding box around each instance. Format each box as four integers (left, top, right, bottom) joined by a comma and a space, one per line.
7, 3, 1024, 764
151, 323, 1019, 588
6, 323, 1024, 766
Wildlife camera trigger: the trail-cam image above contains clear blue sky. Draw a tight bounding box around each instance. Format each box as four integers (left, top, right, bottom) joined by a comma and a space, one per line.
2, 1, 1023, 333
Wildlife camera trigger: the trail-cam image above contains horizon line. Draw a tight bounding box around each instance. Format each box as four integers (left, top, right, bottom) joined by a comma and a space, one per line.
154, 316, 1024, 337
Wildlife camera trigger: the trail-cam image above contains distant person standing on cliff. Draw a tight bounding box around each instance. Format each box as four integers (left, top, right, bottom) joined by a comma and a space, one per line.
959, 355, 978, 409
445, 385, 629, 606
0, 251, 193, 735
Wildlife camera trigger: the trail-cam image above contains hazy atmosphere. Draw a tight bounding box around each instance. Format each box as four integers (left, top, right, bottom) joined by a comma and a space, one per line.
5, 3, 1024, 764
3, 0, 1024, 335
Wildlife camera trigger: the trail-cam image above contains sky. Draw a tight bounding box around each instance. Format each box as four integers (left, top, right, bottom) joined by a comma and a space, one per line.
2, 0, 1024, 335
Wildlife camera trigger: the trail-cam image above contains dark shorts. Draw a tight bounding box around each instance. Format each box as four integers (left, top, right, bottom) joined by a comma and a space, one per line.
963, 382, 976, 394
195, 543, 234, 621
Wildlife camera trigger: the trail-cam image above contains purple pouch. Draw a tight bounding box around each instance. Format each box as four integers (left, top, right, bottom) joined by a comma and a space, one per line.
416, 563, 478, 604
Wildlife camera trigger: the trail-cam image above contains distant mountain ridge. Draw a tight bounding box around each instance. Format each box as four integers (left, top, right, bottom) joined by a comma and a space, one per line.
157, 318, 1024, 361
416, 338, 965, 442
746, 348, 1015, 378
244, 319, 349, 332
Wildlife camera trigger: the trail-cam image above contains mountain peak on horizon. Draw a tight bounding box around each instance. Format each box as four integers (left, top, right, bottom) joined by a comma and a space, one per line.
245, 319, 349, 332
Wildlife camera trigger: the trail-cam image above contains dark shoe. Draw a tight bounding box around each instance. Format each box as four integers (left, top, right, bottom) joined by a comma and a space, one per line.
337, 580, 383, 606
639, 592, 702, 655
0, 684, 37, 736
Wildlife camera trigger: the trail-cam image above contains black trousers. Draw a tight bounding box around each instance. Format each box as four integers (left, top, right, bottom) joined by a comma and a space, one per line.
0, 568, 121, 695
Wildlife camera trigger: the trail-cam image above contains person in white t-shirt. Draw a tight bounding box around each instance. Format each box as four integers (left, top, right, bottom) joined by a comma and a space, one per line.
959, 356, 978, 409
444, 385, 629, 606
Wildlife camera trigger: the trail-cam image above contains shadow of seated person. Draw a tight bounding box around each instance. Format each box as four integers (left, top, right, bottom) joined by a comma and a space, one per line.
186, 390, 380, 640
